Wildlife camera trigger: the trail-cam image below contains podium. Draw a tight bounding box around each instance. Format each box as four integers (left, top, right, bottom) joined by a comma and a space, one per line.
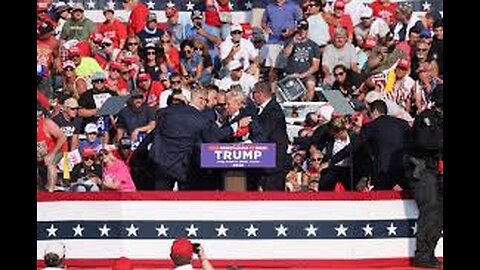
223, 170, 247, 191
200, 143, 276, 192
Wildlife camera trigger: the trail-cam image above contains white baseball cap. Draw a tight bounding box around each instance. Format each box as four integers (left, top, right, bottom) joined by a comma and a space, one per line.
85, 123, 98, 134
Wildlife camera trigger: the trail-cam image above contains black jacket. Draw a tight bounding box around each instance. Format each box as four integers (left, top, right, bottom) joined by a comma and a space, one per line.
148, 104, 234, 181
221, 108, 266, 143
256, 99, 289, 173
330, 115, 412, 181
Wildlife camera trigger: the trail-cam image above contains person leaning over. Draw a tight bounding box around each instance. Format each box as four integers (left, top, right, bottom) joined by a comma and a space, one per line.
170, 238, 215, 270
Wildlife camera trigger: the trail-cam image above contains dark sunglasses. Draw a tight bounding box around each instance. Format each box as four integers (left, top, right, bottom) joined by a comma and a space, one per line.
360, 17, 371, 20
83, 156, 95, 161
147, 51, 156, 55
308, 3, 317, 7
184, 49, 192, 53
87, 132, 97, 135
194, 47, 202, 51
127, 42, 138, 46
111, 69, 121, 73
68, 107, 79, 111
312, 158, 322, 162
334, 71, 345, 77
92, 79, 105, 83
417, 48, 428, 52
161, 40, 171, 43
171, 80, 182, 84
64, 67, 75, 72
231, 30, 242, 35
217, 103, 226, 107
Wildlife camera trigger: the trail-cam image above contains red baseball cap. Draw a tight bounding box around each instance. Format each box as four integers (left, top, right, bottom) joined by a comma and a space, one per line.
334, 1, 345, 10
137, 72, 151, 82
165, 7, 178, 18
397, 58, 411, 70
89, 32, 104, 44
81, 148, 96, 158
68, 46, 81, 57
170, 238, 193, 260
37, 2, 48, 13
364, 37, 377, 49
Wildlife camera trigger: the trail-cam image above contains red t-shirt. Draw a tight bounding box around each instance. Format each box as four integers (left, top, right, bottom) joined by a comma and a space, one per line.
328, 15, 354, 40
370, 0, 398, 26
127, 3, 150, 36
37, 37, 58, 68
97, 19, 127, 49
205, 0, 231, 27
396, 41, 412, 59
142, 81, 164, 108
163, 47, 181, 73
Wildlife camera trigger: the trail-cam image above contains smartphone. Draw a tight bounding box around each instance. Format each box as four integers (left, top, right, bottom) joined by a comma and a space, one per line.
192, 243, 200, 254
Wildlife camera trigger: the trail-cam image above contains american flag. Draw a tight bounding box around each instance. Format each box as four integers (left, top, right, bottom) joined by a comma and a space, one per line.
37, 192, 443, 268
62, 0, 443, 12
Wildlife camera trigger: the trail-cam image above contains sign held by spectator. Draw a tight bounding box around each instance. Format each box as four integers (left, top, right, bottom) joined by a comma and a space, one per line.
201, 143, 276, 168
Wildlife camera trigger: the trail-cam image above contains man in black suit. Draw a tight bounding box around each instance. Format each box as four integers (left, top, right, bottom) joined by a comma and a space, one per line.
329, 100, 412, 190
148, 88, 252, 190
251, 82, 289, 191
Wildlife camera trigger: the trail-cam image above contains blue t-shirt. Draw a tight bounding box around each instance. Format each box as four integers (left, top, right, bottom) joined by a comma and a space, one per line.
78, 138, 102, 154
184, 23, 218, 64
262, 1, 303, 44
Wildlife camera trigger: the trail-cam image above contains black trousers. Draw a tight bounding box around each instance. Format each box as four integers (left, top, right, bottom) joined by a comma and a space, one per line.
409, 164, 443, 260
319, 166, 353, 191
259, 170, 287, 191
154, 165, 191, 191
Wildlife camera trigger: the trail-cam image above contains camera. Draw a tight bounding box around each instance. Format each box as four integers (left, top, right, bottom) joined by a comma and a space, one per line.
192, 243, 200, 254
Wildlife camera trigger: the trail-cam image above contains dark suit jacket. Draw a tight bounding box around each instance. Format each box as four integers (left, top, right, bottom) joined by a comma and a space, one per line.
257, 99, 289, 173
149, 104, 234, 181
221, 108, 266, 143
330, 115, 412, 181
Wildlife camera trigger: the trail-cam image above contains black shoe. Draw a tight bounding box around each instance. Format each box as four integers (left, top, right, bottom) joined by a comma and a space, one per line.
413, 257, 441, 268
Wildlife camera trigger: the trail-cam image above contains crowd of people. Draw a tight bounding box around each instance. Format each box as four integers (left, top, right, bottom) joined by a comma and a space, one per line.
36, 0, 443, 193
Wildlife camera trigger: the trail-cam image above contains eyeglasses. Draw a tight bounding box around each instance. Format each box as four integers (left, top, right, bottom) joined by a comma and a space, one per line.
64, 67, 75, 72
308, 3, 316, 7
92, 79, 105, 84
312, 158, 322, 162
161, 40, 171, 43
194, 47, 202, 51
87, 132, 97, 135
127, 42, 138, 46
111, 69, 121, 73
231, 30, 242, 35
68, 107, 79, 111
360, 17, 371, 20
334, 71, 345, 77
147, 51, 156, 55
172, 80, 182, 85
184, 49, 192, 54
200, 97, 209, 103
417, 48, 428, 52
102, 43, 112, 47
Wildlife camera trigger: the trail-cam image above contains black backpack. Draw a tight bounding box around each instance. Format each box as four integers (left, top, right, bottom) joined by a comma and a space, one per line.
413, 109, 443, 152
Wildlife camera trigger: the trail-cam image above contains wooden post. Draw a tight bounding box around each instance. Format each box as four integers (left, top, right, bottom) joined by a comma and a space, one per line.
223, 170, 247, 191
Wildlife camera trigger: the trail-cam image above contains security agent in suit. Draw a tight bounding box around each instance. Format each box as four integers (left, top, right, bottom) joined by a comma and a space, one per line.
148, 88, 252, 190
406, 90, 443, 269
251, 82, 289, 191
328, 100, 412, 190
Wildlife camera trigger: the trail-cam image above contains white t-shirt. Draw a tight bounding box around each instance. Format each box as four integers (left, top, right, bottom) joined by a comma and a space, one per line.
393, 16, 420, 41
158, 88, 191, 109
322, 43, 358, 74
307, 14, 330, 47
219, 37, 258, 71
216, 72, 258, 96
369, 18, 390, 39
